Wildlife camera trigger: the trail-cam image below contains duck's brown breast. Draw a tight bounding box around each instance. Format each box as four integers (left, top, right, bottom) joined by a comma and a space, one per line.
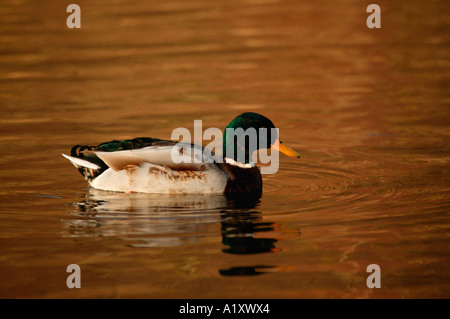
220, 163, 262, 195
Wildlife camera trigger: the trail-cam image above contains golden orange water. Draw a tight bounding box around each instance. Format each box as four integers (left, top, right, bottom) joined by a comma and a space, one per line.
0, 0, 449, 298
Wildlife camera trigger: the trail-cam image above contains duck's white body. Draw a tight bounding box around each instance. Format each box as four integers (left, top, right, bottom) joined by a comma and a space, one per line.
63, 143, 230, 194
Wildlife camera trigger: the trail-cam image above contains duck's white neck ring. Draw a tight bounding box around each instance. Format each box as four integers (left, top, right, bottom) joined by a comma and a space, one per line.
224, 157, 255, 168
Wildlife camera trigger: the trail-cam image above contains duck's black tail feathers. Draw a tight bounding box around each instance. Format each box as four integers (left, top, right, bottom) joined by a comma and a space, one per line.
63, 145, 107, 182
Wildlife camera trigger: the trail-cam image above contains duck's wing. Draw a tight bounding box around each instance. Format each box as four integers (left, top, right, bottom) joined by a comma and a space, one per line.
65, 137, 171, 171
93, 143, 215, 171
64, 137, 221, 173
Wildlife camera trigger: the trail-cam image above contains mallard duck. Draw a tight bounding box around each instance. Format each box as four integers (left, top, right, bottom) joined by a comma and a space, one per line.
62, 112, 300, 196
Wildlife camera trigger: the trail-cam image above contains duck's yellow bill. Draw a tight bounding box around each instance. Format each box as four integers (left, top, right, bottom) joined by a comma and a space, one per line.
272, 139, 300, 158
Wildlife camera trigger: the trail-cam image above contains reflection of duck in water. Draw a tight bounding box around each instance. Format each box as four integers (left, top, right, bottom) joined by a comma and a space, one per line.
66, 189, 260, 238
218, 209, 281, 277
66, 189, 283, 276
220, 210, 278, 254
66, 189, 279, 252
62, 113, 299, 196
76, 188, 229, 215
66, 188, 229, 241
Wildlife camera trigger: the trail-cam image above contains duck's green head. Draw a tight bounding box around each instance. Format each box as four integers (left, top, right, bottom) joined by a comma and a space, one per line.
223, 112, 300, 163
